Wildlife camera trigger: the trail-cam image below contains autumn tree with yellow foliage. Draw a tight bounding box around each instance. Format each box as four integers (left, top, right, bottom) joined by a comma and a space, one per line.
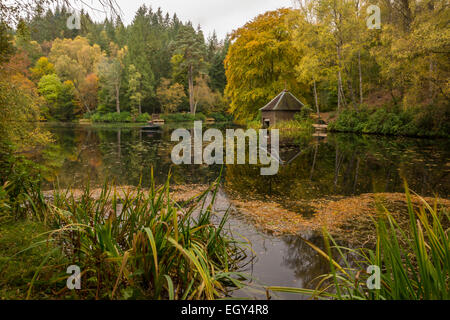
224, 1, 448, 136
157, 78, 186, 114
49, 36, 103, 114
224, 9, 310, 121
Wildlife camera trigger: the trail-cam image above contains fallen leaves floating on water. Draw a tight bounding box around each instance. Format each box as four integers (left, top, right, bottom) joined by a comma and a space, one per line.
230, 193, 450, 247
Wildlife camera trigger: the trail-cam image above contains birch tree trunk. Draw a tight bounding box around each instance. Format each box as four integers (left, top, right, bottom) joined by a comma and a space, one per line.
188, 64, 195, 115
313, 80, 320, 119
337, 81, 341, 112
83, 101, 91, 114
336, 44, 346, 111
115, 82, 120, 113
346, 77, 357, 109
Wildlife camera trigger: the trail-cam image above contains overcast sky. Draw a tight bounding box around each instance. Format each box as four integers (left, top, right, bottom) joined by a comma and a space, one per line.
112, 0, 295, 40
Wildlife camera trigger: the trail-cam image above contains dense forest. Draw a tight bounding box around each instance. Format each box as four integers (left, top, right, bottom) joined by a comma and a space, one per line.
1, 0, 448, 139
225, 1, 449, 136
1, 4, 229, 125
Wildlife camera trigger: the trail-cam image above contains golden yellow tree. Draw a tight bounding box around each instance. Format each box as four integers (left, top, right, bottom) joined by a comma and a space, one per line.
224, 8, 309, 121
156, 78, 186, 114
49, 36, 103, 113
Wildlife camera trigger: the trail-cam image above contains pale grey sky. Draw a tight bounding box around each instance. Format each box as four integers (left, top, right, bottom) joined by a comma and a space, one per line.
114, 0, 295, 40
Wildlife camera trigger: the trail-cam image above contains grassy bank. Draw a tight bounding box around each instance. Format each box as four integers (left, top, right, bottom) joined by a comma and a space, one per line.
161, 113, 206, 122
160, 112, 232, 123
0, 220, 67, 299
86, 112, 232, 124
270, 119, 314, 132
247, 118, 314, 132
329, 107, 449, 138
88, 112, 152, 123
247, 106, 315, 133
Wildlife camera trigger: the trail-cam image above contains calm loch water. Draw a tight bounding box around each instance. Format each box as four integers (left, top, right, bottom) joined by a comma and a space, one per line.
32, 123, 450, 299
35, 123, 449, 197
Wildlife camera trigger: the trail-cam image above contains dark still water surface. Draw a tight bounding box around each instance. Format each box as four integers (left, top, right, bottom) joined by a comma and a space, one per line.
32, 123, 450, 299
35, 123, 449, 197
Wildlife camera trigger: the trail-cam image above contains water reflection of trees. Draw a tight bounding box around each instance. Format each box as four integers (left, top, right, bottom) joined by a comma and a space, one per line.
226, 133, 450, 200
34, 125, 449, 196
36, 124, 223, 189
281, 235, 330, 288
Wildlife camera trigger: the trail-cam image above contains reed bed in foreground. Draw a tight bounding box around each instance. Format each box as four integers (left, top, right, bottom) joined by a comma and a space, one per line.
268, 183, 449, 300
29, 172, 247, 300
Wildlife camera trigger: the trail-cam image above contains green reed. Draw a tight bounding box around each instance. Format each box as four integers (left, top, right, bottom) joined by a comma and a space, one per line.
38, 170, 247, 300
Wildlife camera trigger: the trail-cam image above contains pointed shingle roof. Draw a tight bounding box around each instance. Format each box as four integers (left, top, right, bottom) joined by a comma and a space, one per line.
259, 90, 305, 111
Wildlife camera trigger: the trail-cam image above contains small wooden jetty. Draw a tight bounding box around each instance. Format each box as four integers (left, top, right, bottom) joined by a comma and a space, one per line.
312, 119, 328, 140
312, 124, 328, 131
312, 115, 328, 131
152, 114, 165, 125
79, 119, 92, 125
142, 114, 165, 131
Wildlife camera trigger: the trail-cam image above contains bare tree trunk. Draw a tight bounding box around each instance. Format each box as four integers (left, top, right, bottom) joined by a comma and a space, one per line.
339, 82, 347, 108
338, 73, 347, 109
188, 64, 195, 115
313, 80, 320, 119
84, 101, 91, 114
115, 83, 120, 113
342, 57, 357, 108
346, 78, 357, 109
193, 101, 198, 115
76, 87, 91, 114
337, 81, 341, 112
336, 45, 346, 111
358, 50, 363, 105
